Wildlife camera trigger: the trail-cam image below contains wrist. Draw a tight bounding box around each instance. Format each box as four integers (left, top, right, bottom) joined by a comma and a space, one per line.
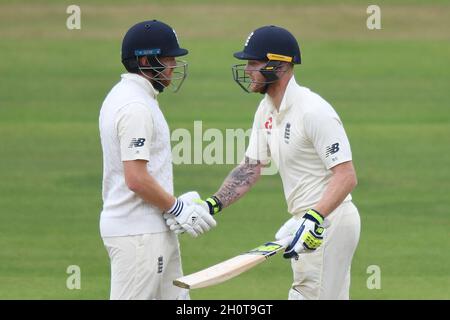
167, 198, 184, 217
205, 196, 223, 215
304, 208, 324, 225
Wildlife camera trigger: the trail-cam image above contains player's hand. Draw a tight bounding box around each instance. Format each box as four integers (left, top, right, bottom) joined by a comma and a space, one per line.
163, 212, 183, 234
276, 209, 327, 259
164, 191, 201, 235
179, 196, 223, 215
165, 192, 217, 237
165, 193, 223, 234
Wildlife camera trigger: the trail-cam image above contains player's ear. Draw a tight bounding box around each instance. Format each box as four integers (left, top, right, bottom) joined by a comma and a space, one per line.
278, 62, 293, 77
282, 62, 293, 71
138, 56, 150, 67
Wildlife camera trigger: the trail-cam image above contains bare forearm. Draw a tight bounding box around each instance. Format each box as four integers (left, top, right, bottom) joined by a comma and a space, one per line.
214, 158, 262, 208
123, 161, 175, 212
131, 175, 176, 212
314, 162, 357, 217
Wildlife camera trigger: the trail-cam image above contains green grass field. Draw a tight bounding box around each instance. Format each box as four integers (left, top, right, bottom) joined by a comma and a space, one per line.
0, 0, 449, 299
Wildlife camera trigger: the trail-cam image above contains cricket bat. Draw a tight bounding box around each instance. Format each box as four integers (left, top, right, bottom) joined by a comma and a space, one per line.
173, 236, 293, 289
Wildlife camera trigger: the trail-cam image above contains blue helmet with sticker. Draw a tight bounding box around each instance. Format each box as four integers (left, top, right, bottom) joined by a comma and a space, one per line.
232, 25, 301, 93
234, 25, 301, 64
121, 20, 188, 66
121, 20, 188, 92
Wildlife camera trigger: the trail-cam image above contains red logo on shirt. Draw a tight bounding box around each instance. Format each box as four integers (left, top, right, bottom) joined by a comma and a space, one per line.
264, 117, 273, 130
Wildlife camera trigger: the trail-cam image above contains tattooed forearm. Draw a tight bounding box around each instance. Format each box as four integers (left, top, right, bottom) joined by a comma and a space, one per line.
214, 157, 262, 208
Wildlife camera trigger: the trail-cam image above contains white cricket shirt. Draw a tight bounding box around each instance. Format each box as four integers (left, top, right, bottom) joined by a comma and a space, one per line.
246, 76, 353, 215
99, 73, 172, 237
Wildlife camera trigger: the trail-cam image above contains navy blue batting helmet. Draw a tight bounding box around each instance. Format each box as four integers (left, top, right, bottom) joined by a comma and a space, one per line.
121, 20, 188, 92
233, 25, 301, 64
232, 25, 301, 93
121, 20, 188, 71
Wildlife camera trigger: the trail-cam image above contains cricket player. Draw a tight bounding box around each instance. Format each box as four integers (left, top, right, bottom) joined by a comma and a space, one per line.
166, 25, 361, 300
99, 20, 216, 300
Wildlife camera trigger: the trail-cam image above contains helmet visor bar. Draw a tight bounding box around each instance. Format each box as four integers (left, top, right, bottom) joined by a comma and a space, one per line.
231, 63, 281, 93
138, 57, 188, 93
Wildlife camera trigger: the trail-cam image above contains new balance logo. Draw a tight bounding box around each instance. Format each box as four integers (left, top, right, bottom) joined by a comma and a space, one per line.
128, 138, 146, 148
326, 143, 340, 157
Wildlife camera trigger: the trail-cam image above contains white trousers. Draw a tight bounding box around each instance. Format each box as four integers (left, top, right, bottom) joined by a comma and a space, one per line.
102, 232, 190, 300
290, 201, 361, 300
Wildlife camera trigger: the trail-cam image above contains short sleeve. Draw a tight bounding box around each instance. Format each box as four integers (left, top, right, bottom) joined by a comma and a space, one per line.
303, 112, 352, 169
116, 103, 153, 161
245, 108, 271, 163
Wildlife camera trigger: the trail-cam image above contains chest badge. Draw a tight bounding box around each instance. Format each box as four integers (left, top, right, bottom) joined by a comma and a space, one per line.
284, 122, 291, 144
264, 116, 273, 134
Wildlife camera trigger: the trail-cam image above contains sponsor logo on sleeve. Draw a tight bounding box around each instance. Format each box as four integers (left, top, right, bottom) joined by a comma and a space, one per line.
129, 138, 146, 148
325, 143, 340, 157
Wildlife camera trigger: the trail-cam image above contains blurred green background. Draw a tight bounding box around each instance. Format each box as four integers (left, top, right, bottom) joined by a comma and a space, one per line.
0, 0, 449, 299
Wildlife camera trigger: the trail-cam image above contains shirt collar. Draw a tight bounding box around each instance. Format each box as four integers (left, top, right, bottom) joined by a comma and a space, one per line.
266, 75, 297, 115
121, 73, 159, 99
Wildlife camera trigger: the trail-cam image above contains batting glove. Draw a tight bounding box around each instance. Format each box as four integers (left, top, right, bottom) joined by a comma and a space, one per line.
164, 192, 201, 235
163, 213, 180, 233
165, 192, 217, 237
165, 193, 223, 233
276, 209, 327, 259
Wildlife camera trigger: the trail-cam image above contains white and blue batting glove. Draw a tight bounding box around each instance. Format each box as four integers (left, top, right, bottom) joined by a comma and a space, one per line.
276, 209, 328, 259
164, 191, 201, 235
164, 192, 217, 237
163, 212, 185, 235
